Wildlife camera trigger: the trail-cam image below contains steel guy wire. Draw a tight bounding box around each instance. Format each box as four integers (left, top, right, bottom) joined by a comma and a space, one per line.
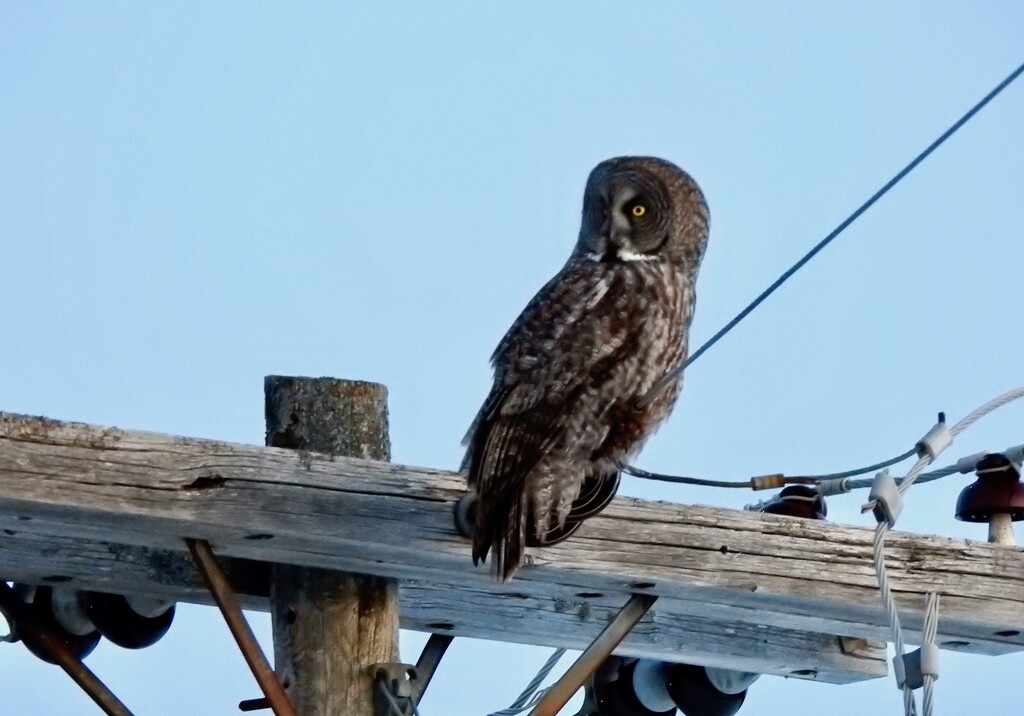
635, 58, 1024, 412
922, 592, 940, 716
869, 462, 928, 716
487, 648, 567, 716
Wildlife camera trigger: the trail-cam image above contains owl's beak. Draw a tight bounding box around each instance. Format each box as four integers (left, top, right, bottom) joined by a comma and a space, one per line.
606, 211, 632, 250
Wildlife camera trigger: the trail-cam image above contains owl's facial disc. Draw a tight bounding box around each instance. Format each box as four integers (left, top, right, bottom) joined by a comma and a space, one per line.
598, 185, 662, 262
576, 156, 708, 271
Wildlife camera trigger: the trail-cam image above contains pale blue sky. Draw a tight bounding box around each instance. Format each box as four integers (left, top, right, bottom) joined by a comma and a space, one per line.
2, 3, 1023, 715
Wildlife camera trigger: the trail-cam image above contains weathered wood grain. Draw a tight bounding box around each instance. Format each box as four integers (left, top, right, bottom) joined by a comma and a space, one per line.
264, 376, 399, 716
2, 411, 1022, 677
0, 530, 882, 684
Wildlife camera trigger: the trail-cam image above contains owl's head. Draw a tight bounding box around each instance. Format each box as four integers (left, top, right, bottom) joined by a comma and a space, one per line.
574, 156, 709, 273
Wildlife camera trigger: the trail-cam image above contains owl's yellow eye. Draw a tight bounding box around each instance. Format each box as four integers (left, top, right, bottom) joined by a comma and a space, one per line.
631, 204, 647, 218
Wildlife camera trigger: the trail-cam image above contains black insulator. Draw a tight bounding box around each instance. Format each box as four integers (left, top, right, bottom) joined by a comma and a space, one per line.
761, 485, 827, 520
453, 494, 477, 539
82, 592, 175, 649
18, 585, 101, 664
955, 453, 1024, 523
664, 663, 747, 716
587, 656, 675, 716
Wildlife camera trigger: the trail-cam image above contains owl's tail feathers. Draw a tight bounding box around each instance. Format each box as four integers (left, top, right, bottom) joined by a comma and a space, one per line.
472, 492, 528, 582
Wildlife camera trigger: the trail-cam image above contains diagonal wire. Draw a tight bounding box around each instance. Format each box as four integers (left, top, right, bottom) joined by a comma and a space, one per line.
921, 591, 940, 716
637, 59, 1024, 409
487, 648, 567, 716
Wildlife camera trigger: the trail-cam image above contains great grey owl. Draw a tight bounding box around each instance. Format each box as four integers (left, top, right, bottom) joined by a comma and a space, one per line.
462, 156, 709, 580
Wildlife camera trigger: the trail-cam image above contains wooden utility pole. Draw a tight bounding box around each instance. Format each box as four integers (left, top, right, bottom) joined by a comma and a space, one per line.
265, 376, 400, 716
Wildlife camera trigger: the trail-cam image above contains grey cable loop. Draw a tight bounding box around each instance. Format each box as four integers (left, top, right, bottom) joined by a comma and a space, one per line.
867, 387, 1024, 716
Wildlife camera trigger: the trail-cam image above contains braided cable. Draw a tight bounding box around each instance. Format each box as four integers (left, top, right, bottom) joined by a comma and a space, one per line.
487, 648, 567, 716
950, 387, 1024, 439
868, 388, 1023, 716
870, 459, 927, 716
922, 592, 940, 716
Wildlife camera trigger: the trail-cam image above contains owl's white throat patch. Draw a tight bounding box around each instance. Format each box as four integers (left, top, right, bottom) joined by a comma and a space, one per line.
616, 248, 658, 262
586, 249, 658, 263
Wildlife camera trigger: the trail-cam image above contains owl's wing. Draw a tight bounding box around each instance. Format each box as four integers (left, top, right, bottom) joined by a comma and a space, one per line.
525, 466, 621, 548
463, 265, 635, 576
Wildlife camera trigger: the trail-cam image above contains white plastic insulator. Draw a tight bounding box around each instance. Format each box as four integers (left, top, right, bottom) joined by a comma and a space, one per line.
125, 595, 174, 619
956, 452, 989, 474
0, 613, 12, 643
1004, 443, 1024, 468
896, 645, 940, 689
919, 643, 940, 679
916, 422, 953, 460
632, 659, 675, 712
50, 588, 95, 636
867, 470, 903, 528
705, 667, 761, 695
13, 584, 36, 603
818, 478, 851, 497
892, 652, 907, 689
